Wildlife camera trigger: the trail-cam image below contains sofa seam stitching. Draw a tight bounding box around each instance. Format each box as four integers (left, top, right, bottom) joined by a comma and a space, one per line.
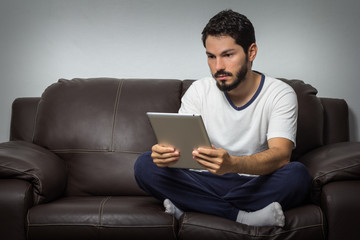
177, 213, 186, 237
27, 222, 175, 228
31, 99, 40, 143
180, 222, 324, 237
110, 80, 123, 152
313, 162, 360, 182
319, 205, 326, 239
171, 215, 177, 239
98, 196, 111, 227
26, 199, 31, 238
256, 224, 325, 237
50, 150, 143, 154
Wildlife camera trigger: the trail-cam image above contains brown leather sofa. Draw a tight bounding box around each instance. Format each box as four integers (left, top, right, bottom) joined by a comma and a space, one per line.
0, 77, 359, 240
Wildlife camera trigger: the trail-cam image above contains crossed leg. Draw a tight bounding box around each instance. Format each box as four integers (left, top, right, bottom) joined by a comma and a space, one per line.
134, 151, 311, 227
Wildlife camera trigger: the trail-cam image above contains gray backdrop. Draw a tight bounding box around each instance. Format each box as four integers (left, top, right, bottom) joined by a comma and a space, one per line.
0, 0, 359, 141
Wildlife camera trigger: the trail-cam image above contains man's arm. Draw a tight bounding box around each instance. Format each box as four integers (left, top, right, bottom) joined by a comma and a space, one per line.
192, 137, 293, 175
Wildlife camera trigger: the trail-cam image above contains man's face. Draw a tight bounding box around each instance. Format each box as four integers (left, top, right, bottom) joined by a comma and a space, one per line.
205, 35, 249, 92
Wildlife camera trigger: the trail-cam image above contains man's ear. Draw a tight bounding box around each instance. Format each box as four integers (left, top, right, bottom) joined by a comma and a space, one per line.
248, 43, 258, 62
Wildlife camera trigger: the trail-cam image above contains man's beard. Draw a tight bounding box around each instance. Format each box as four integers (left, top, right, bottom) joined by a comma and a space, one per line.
214, 64, 248, 92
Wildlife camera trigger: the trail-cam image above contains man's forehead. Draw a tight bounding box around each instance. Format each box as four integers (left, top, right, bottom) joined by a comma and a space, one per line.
205, 35, 242, 53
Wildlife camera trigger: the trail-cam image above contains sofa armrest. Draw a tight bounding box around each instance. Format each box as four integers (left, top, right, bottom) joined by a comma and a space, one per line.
0, 141, 66, 204
321, 180, 360, 240
299, 142, 360, 204
0, 179, 34, 240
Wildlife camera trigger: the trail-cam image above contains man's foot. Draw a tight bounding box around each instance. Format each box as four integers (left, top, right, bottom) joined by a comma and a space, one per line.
163, 199, 184, 220
236, 202, 285, 227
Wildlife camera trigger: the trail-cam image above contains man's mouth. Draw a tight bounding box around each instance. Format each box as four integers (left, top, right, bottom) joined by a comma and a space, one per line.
214, 71, 232, 82
217, 75, 229, 81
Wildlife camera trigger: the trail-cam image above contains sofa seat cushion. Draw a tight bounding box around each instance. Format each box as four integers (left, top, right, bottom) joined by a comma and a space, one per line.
27, 196, 177, 240
178, 204, 325, 240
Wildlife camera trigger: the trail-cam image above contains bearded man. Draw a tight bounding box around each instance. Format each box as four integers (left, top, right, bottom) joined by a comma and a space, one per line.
134, 9, 311, 227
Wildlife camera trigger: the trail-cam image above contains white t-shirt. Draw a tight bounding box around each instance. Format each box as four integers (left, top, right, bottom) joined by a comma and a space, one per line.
179, 73, 298, 157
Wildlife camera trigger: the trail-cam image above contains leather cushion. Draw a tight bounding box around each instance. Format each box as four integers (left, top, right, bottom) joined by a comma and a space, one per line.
300, 142, 360, 204
33, 78, 182, 196
178, 204, 325, 240
0, 179, 33, 240
321, 181, 360, 240
10, 97, 40, 142
0, 141, 66, 204
33, 78, 182, 152
27, 196, 177, 240
59, 151, 145, 196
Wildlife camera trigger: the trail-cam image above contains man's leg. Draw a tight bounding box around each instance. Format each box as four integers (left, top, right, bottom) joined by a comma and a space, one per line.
224, 161, 312, 212
231, 162, 311, 227
134, 151, 241, 220
134, 152, 311, 222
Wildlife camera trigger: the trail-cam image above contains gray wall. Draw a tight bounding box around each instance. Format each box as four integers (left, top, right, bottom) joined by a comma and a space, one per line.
0, 0, 359, 142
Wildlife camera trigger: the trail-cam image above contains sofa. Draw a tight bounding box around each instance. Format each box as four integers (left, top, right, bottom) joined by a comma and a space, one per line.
0, 77, 359, 240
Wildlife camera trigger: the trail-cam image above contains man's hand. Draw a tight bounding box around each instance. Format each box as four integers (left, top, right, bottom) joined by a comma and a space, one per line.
192, 146, 235, 175
151, 144, 180, 167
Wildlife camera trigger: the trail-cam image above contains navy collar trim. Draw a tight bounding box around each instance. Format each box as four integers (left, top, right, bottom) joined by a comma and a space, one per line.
224, 73, 265, 111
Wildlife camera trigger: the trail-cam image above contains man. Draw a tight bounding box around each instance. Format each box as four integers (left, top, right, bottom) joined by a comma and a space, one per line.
134, 9, 311, 227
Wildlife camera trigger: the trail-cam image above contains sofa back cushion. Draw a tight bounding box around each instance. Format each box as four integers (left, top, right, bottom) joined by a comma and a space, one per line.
33, 78, 182, 196
29, 77, 326, 196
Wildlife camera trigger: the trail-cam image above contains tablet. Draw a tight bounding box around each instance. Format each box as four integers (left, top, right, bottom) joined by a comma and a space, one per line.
147, 112, 212, 169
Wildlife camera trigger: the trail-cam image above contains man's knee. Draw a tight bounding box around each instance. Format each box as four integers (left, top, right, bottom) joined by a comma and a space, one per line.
280, 162, 312, 209
134, 151, 153, 180
284, 162, 311, 182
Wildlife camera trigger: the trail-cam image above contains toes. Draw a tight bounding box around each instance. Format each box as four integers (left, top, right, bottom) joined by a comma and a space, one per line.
273, 202, 285, 227
273, 202, 282, 211
163, 199, 174, 214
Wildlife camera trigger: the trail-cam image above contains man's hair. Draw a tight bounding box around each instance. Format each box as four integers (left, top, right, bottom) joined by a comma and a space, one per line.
201, 9, 256, 54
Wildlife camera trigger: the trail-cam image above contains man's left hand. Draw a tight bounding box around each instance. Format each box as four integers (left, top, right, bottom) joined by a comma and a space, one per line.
192, 146, 235, 175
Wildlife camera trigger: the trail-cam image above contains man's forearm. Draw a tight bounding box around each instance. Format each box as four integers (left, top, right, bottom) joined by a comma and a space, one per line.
193, 137, 293, 175
232, 147, 290, 175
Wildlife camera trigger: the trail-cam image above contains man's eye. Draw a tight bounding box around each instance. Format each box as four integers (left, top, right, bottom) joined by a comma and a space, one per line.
224, 54, 233, 57
207, 55, 215, 59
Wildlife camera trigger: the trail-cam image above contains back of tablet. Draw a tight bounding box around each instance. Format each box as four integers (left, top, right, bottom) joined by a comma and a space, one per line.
147, 112, 211, 169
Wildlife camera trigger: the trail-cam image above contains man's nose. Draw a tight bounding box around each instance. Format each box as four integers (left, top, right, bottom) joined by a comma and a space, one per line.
215, 58, 225, 71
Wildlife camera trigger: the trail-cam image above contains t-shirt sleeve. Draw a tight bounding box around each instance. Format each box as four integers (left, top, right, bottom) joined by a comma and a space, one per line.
178, 83, 202, 115
267, 86, 298, 146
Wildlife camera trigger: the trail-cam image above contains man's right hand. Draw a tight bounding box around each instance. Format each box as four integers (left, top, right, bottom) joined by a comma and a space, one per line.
151, 144, 180, 167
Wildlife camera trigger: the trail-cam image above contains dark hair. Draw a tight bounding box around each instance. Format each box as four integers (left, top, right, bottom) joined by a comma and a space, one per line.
201, 10, 256, 53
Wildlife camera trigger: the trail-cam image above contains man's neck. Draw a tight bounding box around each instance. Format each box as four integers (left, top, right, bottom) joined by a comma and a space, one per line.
226, 71, 262, 108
